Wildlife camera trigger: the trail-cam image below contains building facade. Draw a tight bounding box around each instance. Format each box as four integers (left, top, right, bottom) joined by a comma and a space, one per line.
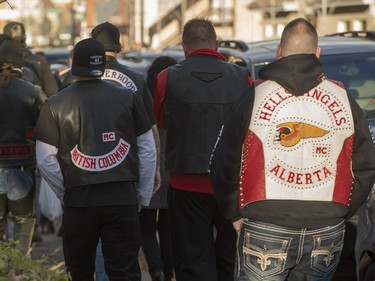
0, 0, 374, 50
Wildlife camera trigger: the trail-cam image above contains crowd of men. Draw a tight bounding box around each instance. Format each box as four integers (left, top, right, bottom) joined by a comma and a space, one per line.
1, 15, 375, 281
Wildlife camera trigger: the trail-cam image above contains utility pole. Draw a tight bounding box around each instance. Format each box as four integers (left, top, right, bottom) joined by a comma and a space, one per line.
232, 0, 236, 38
298, 0, 306, 18
140, 0, 144, 48
320, 0, 328, 34
128, 0, 134, 49
70, 0, 75, 45
270, 0, 276, 38
86, 0, 95, 28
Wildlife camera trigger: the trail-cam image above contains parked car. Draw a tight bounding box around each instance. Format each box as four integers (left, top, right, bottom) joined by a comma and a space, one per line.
326, 30, 375, 41
35, 48, 71, 66
119, 47, 185, 78
218, 33, 375, 281
356, 186, 375, 281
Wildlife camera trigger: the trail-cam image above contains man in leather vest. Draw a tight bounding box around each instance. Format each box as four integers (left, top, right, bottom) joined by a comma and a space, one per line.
0, 34, 46, 255
35, 38, 156, 280
90, 21, 162, 281
4, 21, 59, 241
153, 18, 253, 281
209, 18, 375, 281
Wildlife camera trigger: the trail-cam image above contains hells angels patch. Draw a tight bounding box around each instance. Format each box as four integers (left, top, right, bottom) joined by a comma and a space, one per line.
239, 80, 354, 206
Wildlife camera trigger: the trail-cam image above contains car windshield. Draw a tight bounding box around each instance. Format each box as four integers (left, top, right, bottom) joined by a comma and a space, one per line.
320, 53, 375, 112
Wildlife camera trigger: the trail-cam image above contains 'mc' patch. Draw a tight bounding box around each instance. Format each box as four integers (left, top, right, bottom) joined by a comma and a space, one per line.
102, 132, 115, 142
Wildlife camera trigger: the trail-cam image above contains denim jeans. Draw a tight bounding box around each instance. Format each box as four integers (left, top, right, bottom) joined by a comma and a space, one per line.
236, 219, 345, 281
0, 167, 34, 200
95, 239, 109, 281
0, 167, 35, 254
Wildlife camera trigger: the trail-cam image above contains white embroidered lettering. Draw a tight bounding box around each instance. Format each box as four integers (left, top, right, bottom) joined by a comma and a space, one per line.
269, 164, 332, 185
70, 139, 130, 171
306, 89, 347, 126
102, 69, 138, 92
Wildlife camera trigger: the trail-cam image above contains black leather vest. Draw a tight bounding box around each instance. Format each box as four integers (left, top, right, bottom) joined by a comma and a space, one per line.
0, 75, 46, 168
102, 56, 155, 123
165, 55, 250, 173
47, 79, 140, 188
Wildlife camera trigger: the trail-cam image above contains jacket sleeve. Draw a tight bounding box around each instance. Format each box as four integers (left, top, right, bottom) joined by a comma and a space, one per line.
347, 96, 375, 218
34, 85, 47, 113
209, 86, 255, 222
39, 56, 58, 97
140, 80, 156, 124
152, 69, 168, 128
136, 129, 157, 207
36, 140, 65, 203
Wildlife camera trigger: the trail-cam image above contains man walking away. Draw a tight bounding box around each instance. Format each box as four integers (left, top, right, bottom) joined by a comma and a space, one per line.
35, 38, 156, 280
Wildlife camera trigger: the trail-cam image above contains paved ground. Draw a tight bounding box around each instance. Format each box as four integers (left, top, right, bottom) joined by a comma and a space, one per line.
31, 232, 152, 281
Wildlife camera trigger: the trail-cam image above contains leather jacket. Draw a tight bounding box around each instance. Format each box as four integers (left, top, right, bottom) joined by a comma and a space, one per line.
210, 54, 375, 228
0, 73, 46, 168
40, 79, 150, 188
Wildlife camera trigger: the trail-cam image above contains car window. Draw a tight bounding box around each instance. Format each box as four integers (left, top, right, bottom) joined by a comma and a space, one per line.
320, 53, 375, 111
254, 61, 273, 78
221, 53, 247, 67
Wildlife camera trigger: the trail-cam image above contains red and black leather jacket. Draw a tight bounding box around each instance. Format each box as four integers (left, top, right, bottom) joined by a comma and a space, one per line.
210, 54, 375, 228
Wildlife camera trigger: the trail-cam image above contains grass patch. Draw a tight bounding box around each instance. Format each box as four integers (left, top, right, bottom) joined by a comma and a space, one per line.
0, 240, 68, 281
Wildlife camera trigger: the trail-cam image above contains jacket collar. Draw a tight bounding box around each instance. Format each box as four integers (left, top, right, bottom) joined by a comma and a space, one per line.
259, 54, 326, 96
186, 48, 226, 61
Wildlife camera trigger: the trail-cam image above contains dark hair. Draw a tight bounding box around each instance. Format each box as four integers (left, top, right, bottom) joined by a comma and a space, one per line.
280, 18, 318, 54
147, 56, 177, 95
182, 18, 217, 50
0, 63, 12, 87
3, 21, 26, 43
0, 33, 24, 87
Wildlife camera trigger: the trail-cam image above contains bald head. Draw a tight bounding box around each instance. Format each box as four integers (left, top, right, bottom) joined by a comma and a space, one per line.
182, 18, 218, 54
278, 18, 320, 58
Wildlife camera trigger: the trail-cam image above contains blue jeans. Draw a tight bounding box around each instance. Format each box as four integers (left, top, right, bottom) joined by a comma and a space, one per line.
95, 239, 109, 281
0, 167, 35, 254
0, 167, 34, 200
236, 219, 345, 281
